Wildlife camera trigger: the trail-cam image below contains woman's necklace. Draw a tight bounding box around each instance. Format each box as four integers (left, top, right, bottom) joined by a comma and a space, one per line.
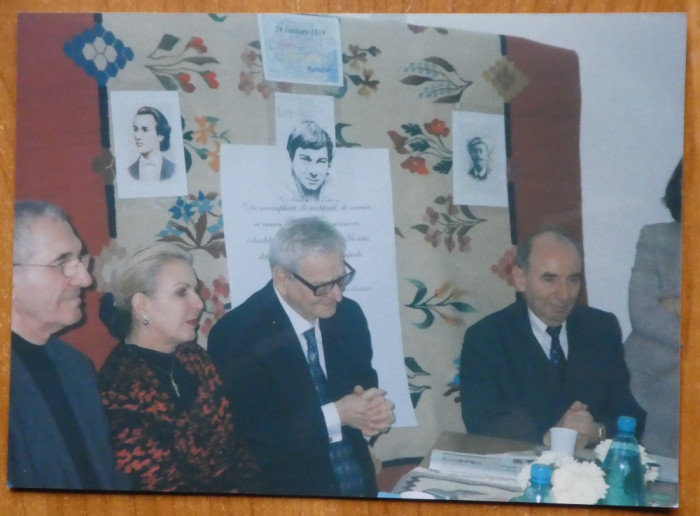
126, 343, 181, 398
152, 356, 181, 398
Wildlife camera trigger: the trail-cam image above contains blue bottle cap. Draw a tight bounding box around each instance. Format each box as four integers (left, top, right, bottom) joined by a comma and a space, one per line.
617, 415, 637, 433
530, 463, 552, 484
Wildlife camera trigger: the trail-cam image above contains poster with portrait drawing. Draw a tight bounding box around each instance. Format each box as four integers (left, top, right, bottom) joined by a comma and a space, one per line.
452, 111, 508, 207
110, 91, 188, 199
274, 93, 337, 202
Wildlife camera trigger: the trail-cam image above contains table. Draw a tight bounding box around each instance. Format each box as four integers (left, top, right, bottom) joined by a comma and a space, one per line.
391, 432, 678, 507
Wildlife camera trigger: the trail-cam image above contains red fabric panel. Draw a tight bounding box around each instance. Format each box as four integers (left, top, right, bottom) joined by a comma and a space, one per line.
17, 13, 114, 367
506, 35, 586, 301
507, 35, 583, 241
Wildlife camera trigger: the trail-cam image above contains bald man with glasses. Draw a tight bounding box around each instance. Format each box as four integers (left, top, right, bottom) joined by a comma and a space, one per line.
208, 216, 394, 497
9, 200, 129, 490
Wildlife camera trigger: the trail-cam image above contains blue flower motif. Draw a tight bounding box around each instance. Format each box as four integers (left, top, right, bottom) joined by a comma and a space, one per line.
169, 197, 197, 223
64, 23, 133, 85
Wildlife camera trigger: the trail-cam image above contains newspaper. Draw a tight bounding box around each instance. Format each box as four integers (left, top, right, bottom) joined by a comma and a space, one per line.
428, 449, 537, 489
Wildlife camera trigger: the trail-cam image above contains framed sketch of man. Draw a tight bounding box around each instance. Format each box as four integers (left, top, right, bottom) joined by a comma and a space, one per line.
110, 91, 188, 199
452, 111, 508, 207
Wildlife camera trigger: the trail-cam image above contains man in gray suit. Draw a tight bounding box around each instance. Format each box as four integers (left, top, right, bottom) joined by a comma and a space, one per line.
9, 200, 129, 490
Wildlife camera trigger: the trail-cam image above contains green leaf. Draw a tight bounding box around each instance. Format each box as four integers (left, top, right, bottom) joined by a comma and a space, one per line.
402, 123, 422, 136
413, 307, 435, 329
410, 224, 429, 235
409, 139, 429, 153
434, 195, 447, 205
434, 159, 452, 174
405, 357, 430, 377
409, 385, 431, 408
248, 40, 261, 50
435, 92, 465, 104
400, 75, 434, 86
406, 278, 428, 306
348, 74, 364, 86
182, 56, 220, 66
157, 34, 181, 51
449, 301, 475, 313
460, 205, 483, 221
424, 56, 455, 72
154, 73, 178, 91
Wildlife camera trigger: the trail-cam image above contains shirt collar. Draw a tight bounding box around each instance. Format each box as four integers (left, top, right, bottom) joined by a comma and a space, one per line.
273, 284, 316, 336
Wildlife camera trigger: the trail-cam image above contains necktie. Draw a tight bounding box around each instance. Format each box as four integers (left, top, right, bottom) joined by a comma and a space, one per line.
302, 327, 365, 496
303, 328, 328, 404
546, 325, 566, 383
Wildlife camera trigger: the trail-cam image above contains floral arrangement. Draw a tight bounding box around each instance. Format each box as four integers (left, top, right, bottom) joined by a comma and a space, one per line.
516, 451, 607, 504
516, 443, 660, 505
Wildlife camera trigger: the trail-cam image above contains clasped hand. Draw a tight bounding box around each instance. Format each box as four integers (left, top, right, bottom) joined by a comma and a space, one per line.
335, 385, 396, 437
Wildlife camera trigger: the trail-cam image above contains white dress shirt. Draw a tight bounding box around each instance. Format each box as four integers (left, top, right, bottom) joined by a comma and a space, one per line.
274, 286, 343, 443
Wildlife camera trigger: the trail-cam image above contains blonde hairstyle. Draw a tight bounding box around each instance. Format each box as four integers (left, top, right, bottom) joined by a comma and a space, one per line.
100, 242, 193, 339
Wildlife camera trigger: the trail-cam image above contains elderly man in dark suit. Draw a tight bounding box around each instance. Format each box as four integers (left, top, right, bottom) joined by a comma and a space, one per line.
208, 216, 395, 497
460, 227, 645, 449
9, 200, 129, 490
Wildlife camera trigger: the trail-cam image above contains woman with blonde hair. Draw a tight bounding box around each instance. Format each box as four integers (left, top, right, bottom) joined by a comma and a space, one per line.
98, 242, 262, 492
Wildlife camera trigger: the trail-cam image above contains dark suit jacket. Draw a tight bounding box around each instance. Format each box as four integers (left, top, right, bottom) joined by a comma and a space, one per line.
128, 156, 176, 180
208, 281, 379, 497
8, 333, 130, 490
459, 300, 646, 444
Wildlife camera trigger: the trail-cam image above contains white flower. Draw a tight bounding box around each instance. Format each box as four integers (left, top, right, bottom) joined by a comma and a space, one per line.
516, 452, 575, 490
594, 439, 612, 463
551, 461, 608, 505
594, 439, 659, 483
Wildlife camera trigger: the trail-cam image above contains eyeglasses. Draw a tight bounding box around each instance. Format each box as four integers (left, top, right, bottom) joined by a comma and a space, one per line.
292, 261, 356, 297
13, 253, 91, 277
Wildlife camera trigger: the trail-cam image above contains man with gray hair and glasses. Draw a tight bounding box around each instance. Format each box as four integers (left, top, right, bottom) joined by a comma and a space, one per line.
9, 200, 129, 490
209, 216, 395, 497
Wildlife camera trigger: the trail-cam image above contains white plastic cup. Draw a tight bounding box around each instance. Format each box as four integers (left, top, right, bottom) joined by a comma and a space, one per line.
550, 427, 578, 455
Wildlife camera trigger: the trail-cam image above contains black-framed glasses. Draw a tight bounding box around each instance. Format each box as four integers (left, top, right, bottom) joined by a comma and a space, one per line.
13, 253, 91, 278
292, 261, 356, 297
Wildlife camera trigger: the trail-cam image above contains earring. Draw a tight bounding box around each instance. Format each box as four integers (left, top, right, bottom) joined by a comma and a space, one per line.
142, 315, 149, 326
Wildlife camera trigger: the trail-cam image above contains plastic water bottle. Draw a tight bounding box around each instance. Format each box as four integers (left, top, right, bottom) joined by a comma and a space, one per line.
601, 416, 646, 506
513, 464, 552, 503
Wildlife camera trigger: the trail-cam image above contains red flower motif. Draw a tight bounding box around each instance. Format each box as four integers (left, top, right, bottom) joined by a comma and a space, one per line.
201, 70, 219, 89
213, 276, 229, 298
424, 118, 450, 137
256, 80, 273, 99
444, 234, 455, 253
445, 194, 459, 215
176, 73, 195, 93
186, 37, 208, 53
424, 228, 442, 247
387, 130, 409, 154
238, 71, 255, 94
458, 235, 472, 252
241, 48, 258, 67
200, 318, 213, 336
198, 279, 212, 301
423, 207, 439, 225
401, 156, 430, 175
212, 297, 226, 319
490, 246, 517, 286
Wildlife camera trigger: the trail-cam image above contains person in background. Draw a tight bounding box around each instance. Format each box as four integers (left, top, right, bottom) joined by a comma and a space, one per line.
208, 217, 395, 497
9, 200, 129, 490
98, 242, 262, 492
624, 159, 682, 458
460, 227, 645, 450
